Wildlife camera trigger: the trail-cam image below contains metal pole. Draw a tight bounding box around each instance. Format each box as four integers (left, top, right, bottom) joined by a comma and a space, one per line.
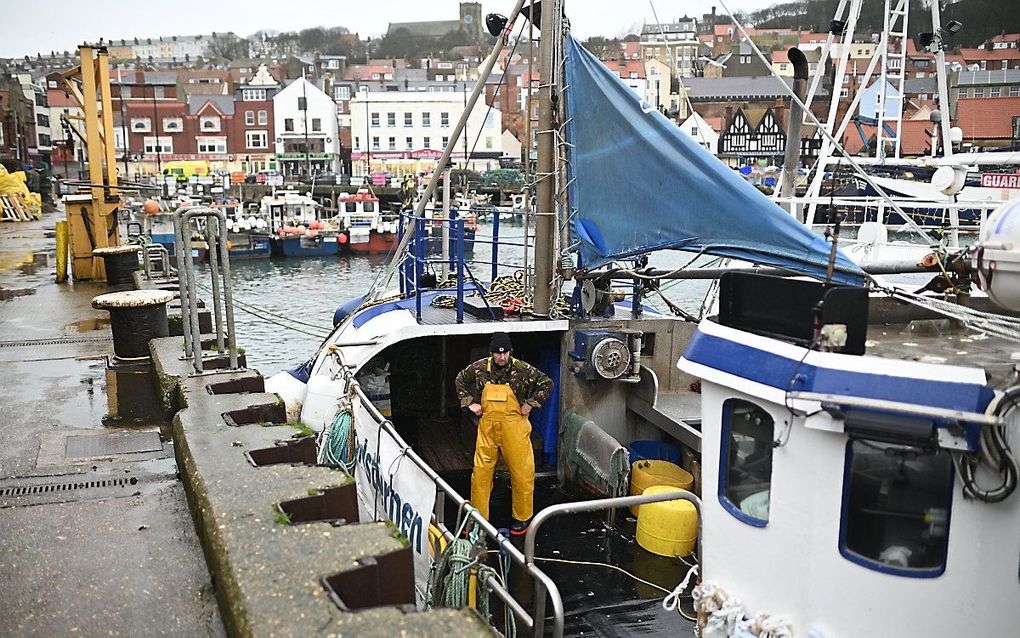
533, 0, 559, 317
174, 214, 194, 359
442, 168, 451, 279
182, 218, 203, 373
218, 211, 239, 371
781, 48, 808, 218
491, 202, 500, 282
456, 216, 464, 324
206, 216, 225, 352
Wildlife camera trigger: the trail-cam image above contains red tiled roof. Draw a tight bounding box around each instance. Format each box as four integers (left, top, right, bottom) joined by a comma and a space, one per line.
956, 97, 1020, 139
841, 118, 934, 156
958, 47, 1020, 61
771, 49, 790, 64
609, 59, 645, 78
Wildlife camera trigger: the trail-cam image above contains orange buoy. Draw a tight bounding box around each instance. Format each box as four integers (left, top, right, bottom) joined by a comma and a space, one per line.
142, 199, 160, 215
338, 233, 348, 244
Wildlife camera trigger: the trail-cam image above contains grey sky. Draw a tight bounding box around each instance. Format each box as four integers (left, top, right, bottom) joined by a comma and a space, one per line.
1, 0, 780, 58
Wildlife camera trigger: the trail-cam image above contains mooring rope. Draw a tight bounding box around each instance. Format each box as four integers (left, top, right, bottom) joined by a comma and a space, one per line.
317, 400, 356, 472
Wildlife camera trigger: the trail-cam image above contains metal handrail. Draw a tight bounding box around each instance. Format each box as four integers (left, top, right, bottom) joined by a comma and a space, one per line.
173, 206, 240, 374
523, 489, 702, 638
340, 368, 564, 636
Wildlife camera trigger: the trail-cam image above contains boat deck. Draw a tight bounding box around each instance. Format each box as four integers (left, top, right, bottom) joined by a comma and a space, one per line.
865, 319, 1016, 386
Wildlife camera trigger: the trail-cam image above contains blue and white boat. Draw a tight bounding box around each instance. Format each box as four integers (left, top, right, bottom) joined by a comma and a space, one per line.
266, 3, 1019, 635
261, 189, 341, 257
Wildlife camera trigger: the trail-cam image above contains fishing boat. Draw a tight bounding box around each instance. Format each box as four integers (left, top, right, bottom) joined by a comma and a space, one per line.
260, 189, 341, 257
336, 190, 398, 255
265, 2, 1018, 635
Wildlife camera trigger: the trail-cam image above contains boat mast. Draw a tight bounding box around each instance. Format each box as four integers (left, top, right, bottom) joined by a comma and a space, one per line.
533, 0, 561, 317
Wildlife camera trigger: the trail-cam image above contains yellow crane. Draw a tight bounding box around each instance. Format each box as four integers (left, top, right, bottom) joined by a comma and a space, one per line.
59, 46, 121, 280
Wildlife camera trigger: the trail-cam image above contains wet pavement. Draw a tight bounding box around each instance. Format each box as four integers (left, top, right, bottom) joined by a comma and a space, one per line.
0, 211, 224, 636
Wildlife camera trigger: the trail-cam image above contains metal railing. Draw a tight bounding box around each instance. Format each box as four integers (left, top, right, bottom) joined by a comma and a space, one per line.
173, 206, 240, 374
335, 359, 563, 636
523, 489, 702, 638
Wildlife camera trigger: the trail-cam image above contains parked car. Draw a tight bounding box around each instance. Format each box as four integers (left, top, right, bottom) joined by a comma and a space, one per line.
255, 169, 281, 185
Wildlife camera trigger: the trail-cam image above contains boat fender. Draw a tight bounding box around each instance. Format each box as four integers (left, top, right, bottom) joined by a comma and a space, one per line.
265, 368, 310, 422
334, 294, 367, 326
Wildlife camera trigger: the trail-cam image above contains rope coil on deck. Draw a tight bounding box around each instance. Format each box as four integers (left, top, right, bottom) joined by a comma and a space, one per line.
430, 269, 570, 317
317, 399, 357, 472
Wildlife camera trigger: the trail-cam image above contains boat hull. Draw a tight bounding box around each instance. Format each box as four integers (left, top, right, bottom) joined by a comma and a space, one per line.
271, 235, 340, 257
341, 230, 397, 255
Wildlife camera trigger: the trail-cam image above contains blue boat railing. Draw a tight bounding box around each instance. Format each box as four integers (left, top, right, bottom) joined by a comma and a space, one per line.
398, 206, 526, 324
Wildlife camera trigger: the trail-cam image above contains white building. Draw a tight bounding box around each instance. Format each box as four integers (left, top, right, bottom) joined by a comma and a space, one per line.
679, 111, 720, 154
273, 77, 340, 177
639, 18, 701, 78
349, 90, 504, 177
17, 74, 52, 161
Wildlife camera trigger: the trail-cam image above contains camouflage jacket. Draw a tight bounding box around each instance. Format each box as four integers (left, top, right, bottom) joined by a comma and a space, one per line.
455, 356, 553, 410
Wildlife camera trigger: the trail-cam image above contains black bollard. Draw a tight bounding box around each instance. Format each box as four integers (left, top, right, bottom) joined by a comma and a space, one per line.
92, 245, 142, 289
91, 290, 173, 362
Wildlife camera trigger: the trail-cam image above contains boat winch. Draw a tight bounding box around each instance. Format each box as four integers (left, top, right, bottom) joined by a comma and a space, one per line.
569, 329, 642, 382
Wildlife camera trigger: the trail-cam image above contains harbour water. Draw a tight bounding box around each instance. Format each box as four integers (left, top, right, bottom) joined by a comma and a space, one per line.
222, 220, 714, 375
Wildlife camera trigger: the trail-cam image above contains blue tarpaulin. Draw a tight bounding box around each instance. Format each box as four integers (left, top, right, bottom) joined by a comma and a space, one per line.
564, 37, 865, 286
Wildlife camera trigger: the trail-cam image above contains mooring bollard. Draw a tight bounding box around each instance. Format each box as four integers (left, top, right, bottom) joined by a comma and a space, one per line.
91, 290, 173, 362
91, 245, 142, 289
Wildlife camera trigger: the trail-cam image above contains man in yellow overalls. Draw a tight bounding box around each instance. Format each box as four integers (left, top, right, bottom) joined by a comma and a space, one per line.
455, 332, 552, 535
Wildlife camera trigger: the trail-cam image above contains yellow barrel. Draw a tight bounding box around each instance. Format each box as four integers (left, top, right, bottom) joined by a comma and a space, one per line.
636, 485, 698, 557
629, 459, 694, 515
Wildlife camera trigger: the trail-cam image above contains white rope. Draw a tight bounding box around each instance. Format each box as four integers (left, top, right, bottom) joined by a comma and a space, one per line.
661, 563, 698, 612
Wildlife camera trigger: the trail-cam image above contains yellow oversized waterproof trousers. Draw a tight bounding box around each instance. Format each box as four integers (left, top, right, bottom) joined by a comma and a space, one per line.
470, 382, 535, 522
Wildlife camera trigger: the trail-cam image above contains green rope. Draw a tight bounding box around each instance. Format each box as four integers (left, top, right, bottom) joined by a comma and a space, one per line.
425, 518, 516, 638
317, 403, 356, 472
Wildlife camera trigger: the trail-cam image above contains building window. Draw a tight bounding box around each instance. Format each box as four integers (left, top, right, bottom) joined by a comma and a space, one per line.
840, 440, 953, 577
485, 136, 493, 149
441, 112, 450, 127
354, 136, 360, 150
371, 136, 380, 150
404, 112, 413, 127
162, 117, 183, 132
740, 55, 751, 64
974, 87, 985, 98
422, 112, 431, 127
990, 87, 1001, 98
335, 86, 351, 100
1010, 86, 1020, 97
130, 117, 151, 132
311, 118, 321, 132
258, 110, 268, 125
840, 87, 850, 98
154, 86, 165, 99
242, 88, 267, 101
959, 88, 971, 98
719, 398, 773, 527
284, 118, 294, 132
442, 136, 449, 147
245, 110, 255, 125
387, 112, 396, 126
142, 136, 172, 153
199, 116, 221, 132
423, 136, 431, 149
388, 137, 396, 150
371, 112, 380, 127
405, 136, 413, 150
245, 130, 268, 148
196, 136, 227, 154
485, 112, 495, 129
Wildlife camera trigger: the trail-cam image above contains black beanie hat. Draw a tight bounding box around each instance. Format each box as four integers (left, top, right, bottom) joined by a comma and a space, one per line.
490, 332, 513, 353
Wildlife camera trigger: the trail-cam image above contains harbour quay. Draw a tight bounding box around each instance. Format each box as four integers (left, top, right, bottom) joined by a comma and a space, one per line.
0, 207, 490, 637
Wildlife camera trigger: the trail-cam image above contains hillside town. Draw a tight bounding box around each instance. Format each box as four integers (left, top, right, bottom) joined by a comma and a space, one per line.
1, 1, 1018, 191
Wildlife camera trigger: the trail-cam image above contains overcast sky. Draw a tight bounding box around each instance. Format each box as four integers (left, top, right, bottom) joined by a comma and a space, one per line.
1, 0, 780, 58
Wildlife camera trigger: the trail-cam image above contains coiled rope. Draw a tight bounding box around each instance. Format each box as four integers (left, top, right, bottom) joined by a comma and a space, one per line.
431, 269, 570, 317
317, 400, 356, 472
426, 518, 516, 637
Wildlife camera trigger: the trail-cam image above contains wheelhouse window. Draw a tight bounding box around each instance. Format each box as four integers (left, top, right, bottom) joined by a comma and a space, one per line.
719, 398, 774, 526
840, 440, 953, 577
